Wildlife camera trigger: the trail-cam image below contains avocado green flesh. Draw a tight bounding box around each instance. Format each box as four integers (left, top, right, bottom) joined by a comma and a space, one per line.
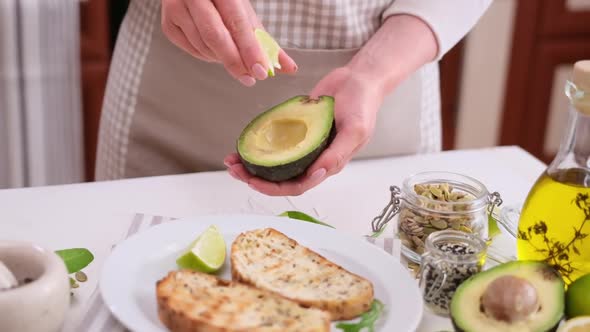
237, 95, 335, 182
450, 261, 565, 332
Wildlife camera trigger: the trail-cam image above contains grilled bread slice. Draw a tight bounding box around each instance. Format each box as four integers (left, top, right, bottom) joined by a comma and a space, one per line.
230, 228, 374, 320
156, 270, 331, 332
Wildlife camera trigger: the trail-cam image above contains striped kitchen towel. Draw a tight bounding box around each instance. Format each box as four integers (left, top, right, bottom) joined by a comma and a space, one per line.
77, 213, 401, 332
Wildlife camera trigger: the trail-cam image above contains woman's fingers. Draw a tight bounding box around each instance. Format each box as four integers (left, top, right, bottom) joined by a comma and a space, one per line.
214, 0, 269, 80
162, 0, 296, 85
224, 153, 323, 196
243, 0, 263, 28
223, 153, 241, 167
161, 1, 213, 62
168, 4, 217, 61
184, 0, 255, 86
162, 22, 210, 62
229, 163, 256, 183
224, 153, 254, 183
246, 168, 327, 196
242, 1, 298, 75
277, 49, 298, 74
305, 119, 370, 178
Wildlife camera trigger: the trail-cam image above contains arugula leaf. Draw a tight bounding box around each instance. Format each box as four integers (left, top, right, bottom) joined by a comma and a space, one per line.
488, 209, 501, 238
55, 248, 94, 274
368, 224, 387, 238
336, 299, 385, 332
279, 211, 335, 229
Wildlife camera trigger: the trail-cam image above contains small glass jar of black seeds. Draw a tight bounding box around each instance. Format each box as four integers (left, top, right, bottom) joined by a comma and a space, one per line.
418, 229, 487, 316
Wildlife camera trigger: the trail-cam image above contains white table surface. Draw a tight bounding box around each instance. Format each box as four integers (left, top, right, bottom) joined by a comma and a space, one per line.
0, 146, 546, 332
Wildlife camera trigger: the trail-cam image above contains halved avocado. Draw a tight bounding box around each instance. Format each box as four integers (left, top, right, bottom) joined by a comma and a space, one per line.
450, 260, 565, 332
236, 95, 335, 182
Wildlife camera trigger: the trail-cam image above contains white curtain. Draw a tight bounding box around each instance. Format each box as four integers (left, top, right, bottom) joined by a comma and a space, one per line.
0, 0, 84, 188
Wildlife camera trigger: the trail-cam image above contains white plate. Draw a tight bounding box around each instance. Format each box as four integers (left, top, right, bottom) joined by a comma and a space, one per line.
99, 214, 423, 332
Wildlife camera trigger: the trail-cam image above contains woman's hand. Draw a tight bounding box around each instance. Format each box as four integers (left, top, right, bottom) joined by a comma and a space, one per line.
224, 66, 384, 196
161, 0, 297, 86
223, 14, 438, 196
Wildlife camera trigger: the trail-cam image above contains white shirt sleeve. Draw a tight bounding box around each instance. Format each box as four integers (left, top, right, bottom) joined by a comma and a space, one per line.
382, 0, 493, 60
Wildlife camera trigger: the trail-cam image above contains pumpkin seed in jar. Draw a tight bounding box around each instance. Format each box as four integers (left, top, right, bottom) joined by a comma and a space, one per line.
423, 226, 438, 236
431, 219, 448, 229
408, 223, 422, 232
415, 216, 429, 226
414, 184, 427, 195
451, 222, 463, 230
430, 187, 444, 199
399, 232, 413, 247
402, 209, 416, 218
460, 225, 473, 233
412, 235, 425, 248
398, 182, 481, 255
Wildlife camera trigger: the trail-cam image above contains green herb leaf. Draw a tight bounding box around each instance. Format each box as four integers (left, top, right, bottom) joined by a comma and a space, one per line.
335, 299, 385, 332
368, 224, 388, 238
279, 211, 335, 228
55, 248, 94, 274
488, 210, 501, 238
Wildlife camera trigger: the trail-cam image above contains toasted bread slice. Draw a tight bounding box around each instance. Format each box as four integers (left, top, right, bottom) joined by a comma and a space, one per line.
230, 228, 374, 320
156, 270, 330, 332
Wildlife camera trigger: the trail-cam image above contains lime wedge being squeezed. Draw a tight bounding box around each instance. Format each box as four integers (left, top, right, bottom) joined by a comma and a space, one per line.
254, 28, 281, 76
176, 225, 226, 273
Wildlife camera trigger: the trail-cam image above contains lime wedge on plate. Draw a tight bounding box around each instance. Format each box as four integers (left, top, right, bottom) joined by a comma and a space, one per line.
176, 225, 226, 273
254, 28, 281, 76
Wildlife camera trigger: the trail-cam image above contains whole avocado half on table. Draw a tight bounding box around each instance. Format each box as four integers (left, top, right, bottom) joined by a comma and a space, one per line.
450, 260, 565, 332
236, 95, 335, 182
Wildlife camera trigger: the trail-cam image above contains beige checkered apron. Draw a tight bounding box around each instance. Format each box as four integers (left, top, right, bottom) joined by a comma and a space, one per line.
95, 0, 441, 180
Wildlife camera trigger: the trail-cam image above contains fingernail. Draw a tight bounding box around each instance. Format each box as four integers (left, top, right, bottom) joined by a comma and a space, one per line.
310, 168, 326, 181
224, 160, 231, 168
238, 75, 256, 87
252, 63, 268, 80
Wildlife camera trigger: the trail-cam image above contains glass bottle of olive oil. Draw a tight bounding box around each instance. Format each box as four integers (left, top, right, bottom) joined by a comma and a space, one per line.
517, 60, 590, 286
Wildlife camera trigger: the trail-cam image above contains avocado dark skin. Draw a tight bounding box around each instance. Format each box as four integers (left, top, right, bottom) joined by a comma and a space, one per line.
238, 122, 336, 182
449, 262, 564, 332
450, 316, 560, 332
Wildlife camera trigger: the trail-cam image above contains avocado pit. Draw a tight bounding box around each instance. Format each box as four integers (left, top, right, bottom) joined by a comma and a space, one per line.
481, 275, 540, 323
450, 261, 565, 332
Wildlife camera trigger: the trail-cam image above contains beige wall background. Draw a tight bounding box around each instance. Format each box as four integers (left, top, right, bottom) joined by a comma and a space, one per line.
456, 0, 516, 149
456, 0, 589, 157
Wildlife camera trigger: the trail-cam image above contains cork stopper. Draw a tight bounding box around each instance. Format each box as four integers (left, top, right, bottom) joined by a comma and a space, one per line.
572, 60, 590, 116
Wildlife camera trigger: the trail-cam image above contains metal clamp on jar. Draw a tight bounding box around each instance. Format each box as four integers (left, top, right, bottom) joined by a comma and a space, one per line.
369, 171, 502, 263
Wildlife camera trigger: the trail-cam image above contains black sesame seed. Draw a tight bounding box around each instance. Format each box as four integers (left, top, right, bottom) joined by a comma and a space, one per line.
421, 240, 483, 314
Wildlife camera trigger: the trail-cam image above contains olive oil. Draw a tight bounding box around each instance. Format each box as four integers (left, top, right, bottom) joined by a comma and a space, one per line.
516, 168, 590, 285
516, 60, 590, 286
